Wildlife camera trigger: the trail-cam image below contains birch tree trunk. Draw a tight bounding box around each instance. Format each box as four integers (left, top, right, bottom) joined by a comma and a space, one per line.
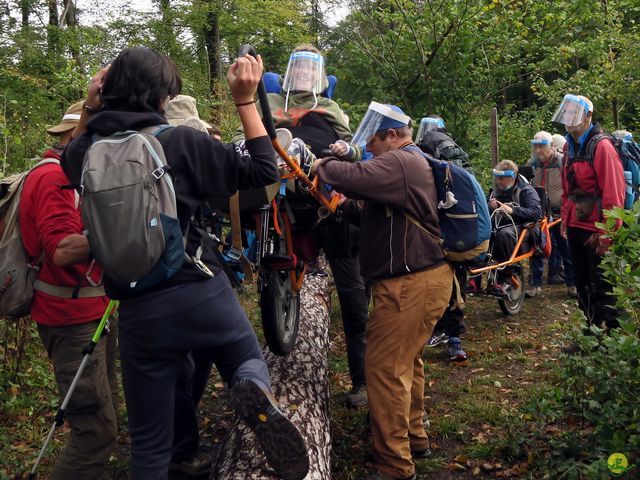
212, 273, 332, 480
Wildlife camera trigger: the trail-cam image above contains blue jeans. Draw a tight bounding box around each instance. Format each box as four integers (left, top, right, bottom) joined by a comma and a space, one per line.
119, 275, 270, 480
530, 223, 575, 287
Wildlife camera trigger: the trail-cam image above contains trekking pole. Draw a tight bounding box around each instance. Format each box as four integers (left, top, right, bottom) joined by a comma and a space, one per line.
28, 299, 119, 479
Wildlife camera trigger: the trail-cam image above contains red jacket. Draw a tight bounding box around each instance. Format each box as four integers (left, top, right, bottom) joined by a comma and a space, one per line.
561, 127, 625, 232
19, 155, 108, 326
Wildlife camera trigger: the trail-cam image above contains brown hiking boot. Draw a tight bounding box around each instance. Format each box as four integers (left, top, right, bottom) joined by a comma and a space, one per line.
230, 379, 309, 480
345, 385, 368, 408
168, 453, 212, 477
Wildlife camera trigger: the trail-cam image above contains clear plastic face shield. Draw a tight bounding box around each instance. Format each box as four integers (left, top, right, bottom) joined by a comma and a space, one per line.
531, 138, 553, 162
551, 94, 591, 127
415, 117, 445, 143
351, 101, 411, 148
282, 51, 328, 94
493, 169, 517, 192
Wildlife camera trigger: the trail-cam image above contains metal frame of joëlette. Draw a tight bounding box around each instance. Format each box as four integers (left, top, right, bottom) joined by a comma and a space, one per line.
468, 217, 562, 276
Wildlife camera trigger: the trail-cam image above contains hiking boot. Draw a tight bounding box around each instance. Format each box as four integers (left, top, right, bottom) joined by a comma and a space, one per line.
169, 453, 213, 477
547, 273, 565, 285
366, 471, 416, 480
411, 447, 433, 459
525, 286, 541, 298
446, 337, 468, 361
230, 379, 309, 480
345, 385, 368, 408
567, 286, 578, 298
426, 331, 449, 348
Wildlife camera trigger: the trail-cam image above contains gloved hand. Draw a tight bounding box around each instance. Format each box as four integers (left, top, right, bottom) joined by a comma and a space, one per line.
329, 140, 355, 160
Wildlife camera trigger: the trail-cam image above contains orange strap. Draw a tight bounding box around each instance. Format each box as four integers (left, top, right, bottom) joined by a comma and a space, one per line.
271, 198, 282, 236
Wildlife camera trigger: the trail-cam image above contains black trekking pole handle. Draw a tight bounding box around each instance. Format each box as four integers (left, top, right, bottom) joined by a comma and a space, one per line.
237, 44, 277, 141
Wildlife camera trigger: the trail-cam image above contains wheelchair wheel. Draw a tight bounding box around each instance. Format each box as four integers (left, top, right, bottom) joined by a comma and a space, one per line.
498, 270, 525, 315
260, 269, 301, 355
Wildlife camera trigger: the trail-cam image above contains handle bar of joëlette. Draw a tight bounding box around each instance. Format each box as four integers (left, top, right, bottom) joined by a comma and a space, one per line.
468, 217, 561, 275
237, 44, 340, 214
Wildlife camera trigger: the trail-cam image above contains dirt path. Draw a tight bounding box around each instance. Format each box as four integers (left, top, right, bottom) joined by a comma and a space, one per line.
1, 283, 578, 480
329, 283, 579, 479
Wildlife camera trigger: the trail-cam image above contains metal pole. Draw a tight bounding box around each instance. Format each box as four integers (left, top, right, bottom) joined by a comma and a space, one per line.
490, 107, 499, 167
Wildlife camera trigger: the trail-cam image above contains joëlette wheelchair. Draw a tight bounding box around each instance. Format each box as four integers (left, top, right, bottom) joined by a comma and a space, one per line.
467, 185, 560, 315
209, 45, 340, 356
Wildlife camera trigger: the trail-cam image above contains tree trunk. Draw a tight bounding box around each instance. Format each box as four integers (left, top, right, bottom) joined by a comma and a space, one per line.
20, 0, 29, 26
60, 0, 82, 69
47, 0, 60, 55
212, 273, 332, 479
612, 97, 619, 130
63, 0, 76, 27
204, 7, 222, 87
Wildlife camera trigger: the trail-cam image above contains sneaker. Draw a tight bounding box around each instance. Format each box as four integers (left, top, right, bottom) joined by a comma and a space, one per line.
446, 337, 468, 361
567, 286, 578, 298
169, 453, 213, 477
345, 385, 368, 408
466, 277, 480, 293
547, 274, 565, 285
230, 379, 310, 480
426, 331, 449, 348
525, 286, 541, 298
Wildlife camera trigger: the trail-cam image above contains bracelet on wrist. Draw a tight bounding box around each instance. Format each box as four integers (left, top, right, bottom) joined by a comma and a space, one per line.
83, 103, 100, 114
234, 99, 256, 107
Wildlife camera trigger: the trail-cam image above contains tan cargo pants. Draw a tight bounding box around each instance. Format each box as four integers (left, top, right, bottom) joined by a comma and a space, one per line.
366, 263, 453, 479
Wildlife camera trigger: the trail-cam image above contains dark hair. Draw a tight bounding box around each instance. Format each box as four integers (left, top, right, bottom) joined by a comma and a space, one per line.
101, 47, 182, 112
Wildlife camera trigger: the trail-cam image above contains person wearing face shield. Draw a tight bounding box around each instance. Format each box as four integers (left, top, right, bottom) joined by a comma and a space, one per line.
416, 115, 470, 361
552, 94, 625, 339
415, 116, 471, 172
233, 44, 357, 159
235, 44, 370, 408
314, 102, 454, 480
525, 131, 576, 298
488, 160, 542, 290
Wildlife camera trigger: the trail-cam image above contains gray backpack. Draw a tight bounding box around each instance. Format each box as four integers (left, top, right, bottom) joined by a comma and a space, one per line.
0, 159, 62, 318
80, 126, 186, 290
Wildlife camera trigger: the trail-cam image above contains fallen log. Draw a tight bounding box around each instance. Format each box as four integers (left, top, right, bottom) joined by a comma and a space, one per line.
212, 272, 332, 480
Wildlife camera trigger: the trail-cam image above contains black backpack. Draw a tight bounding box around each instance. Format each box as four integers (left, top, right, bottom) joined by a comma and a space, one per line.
418, 130, 471, 171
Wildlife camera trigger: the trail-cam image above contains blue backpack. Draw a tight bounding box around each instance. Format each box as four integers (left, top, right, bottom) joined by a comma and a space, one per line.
586, 132, 640, 209
614, 138, 640, 208
403, 145, 491, 263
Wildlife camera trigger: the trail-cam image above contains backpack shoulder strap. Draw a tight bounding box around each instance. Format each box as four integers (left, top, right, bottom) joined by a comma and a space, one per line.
385, 204, 442, 244
31, 158, 60, 171
585, 131, 611, 164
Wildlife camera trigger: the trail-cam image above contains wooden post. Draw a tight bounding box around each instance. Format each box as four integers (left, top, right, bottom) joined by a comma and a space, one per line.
490, 107, 499, 167
212, 273, 332, 479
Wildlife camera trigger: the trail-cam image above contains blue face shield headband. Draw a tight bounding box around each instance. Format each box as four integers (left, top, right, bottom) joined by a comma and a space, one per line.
531, 139, 551, 145
563, 94, 591, 113
421, 117, 445, 129
492, 169, 516, 178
